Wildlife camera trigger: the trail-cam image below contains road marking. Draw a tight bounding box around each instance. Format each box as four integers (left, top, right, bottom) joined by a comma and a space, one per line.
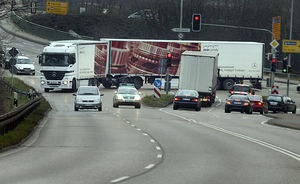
156, 146, 161, 151
150, 139, 155, 143
160, 109, 300, 161
136, 128, 141, 131
126, 121, 131, 124
110, 176, 130, 183
131, 124, 136, 127
144, 164, 155, 169
157, 154, 162, 158
143, 133, 148, 136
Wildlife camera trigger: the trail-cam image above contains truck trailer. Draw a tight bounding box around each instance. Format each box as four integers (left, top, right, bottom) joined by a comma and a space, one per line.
39, 39, 264, 92
179, 51, 218, 106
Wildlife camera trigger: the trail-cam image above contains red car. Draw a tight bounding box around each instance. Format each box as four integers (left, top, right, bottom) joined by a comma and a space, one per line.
248, 95, 268, 114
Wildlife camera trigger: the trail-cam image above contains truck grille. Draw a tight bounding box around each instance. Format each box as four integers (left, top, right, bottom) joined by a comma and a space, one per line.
42, 71, 66, 80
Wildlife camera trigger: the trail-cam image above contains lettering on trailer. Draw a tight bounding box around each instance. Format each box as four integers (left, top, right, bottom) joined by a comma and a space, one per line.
271, 85, 279, 94
154, 87, 161, 98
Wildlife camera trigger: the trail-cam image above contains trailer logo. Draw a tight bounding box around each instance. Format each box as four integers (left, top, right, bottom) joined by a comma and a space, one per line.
51, 72, 57, 77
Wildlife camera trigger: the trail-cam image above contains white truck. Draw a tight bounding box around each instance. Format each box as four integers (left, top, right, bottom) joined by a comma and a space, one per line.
39, 39, 264, 92
39, 40, 107, 92
179, 51, 218, 106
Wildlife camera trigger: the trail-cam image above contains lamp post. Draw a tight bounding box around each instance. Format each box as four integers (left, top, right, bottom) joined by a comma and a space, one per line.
287, 0, 294, 96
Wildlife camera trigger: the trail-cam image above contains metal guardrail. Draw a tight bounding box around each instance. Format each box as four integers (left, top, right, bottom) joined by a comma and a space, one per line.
10, 11, 94, 41
0, 78, 41, 135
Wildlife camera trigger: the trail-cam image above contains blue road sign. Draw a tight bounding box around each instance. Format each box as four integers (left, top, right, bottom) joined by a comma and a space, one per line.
154, 79, 162, 88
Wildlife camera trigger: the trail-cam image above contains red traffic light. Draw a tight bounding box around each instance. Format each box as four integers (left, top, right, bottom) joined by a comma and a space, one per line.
167, 53, 172, 58
272, 59, 276, 63
194, 16, 199, 21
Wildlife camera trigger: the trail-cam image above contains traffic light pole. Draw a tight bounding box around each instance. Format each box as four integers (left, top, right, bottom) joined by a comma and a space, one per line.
287, 0, 294, 96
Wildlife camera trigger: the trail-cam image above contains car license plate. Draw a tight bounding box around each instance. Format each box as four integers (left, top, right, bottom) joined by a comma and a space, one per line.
270, 102, 278, 105
182, 98, 190, 101
234, 102, 241, 104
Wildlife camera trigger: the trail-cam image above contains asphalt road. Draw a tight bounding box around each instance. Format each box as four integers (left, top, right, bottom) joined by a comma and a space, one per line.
0, 29, 299, 184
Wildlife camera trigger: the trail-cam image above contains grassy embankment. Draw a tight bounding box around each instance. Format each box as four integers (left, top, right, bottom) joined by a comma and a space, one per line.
0, 77, 51, 150
142, 94, 174, 107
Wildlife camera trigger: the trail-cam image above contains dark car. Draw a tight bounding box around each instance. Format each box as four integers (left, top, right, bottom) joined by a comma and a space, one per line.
229, 84, 254, 95
173, 89, 201, 111
248, 95, 268, 114
225, 94, 253, 114
297, 84, 300, 92
266, 95, 296, 114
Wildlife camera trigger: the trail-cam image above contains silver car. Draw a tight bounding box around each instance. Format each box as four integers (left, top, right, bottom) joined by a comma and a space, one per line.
73, 86, 103, 111
113, 86, 141, 108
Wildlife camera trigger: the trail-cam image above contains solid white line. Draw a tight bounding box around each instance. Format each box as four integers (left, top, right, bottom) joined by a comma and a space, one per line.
150, 139, 155, 143
110, 176, 130, 183
144, 164, 155, 169
157, 154, 162, 158
160, 109, 300, 161
156, 146, 161, 151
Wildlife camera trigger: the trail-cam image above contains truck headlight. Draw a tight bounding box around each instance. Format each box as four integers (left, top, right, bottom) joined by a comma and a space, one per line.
63, 81, 68, 85
135, 95, 141, 100
41, 80, 45, 85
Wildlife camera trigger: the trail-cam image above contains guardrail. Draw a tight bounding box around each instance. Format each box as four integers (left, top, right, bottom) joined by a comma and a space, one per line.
10, 11, 94, 41
0, 78, 41, 135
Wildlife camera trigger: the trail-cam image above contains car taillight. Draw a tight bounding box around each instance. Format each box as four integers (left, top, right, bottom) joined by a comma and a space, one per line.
249, 92, 252, 95
258, 102, 262, 106
226, 101, 231, 104
193, 98, 198, 102
205, 96, 209, 99
243, 102, 249, 106
231, 91, 234, 94
174, 97, 180, 101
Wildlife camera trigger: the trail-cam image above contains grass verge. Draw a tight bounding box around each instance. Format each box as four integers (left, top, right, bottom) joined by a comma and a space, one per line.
142, 94, 174, 107
0, 97, 51, 150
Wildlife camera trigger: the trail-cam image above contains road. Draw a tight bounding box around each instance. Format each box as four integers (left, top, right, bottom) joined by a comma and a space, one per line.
0, 32, 299, 184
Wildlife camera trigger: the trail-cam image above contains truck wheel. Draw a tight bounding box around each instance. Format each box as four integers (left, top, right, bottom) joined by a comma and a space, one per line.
72, 79, 76, 92
222, 79, 235, 90
102, 82, 112, 88
134, 77, 143, 89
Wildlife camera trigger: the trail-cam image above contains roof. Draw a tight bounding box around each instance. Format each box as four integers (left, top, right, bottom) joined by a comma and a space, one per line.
181, 51, 218, 57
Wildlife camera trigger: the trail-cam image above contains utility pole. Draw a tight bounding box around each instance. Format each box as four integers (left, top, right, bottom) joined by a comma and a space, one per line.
287, 0, 294, 96
179, 0, 183, 28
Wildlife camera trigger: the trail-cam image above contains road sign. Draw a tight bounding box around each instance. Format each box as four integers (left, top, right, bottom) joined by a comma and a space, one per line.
31, 2, 36, 14
177, 33, 184, 40
154, 79, 162, 88
270, 40, 279, 49
46, 1, 68, 15
282, 40, 300, 53
272, 16, 281, 40
154, 87, 161, 98
171, 28, 190, 33
9, 47, 18, 57
271, 85, 279, 94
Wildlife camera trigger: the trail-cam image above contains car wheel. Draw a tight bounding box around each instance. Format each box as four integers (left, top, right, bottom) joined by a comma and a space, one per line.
32, 72, 35, 76
98, 106, 102, 111
225, 109, 230, 113
115, 103, 119, 108
195, 106, 201, 111
173, 105, 178, 110
135, 104, 141, 109
292, 108, 296, 114
74, 106, 78, 111
283, 107, 288, 113
260, 109, 264, 114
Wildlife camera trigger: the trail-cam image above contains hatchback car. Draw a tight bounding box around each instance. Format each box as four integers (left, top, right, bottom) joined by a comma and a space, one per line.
266, 95, 296, 114
10, 56, 35, 75
113, 86, 141, 108
225, 94, 253, 114
248, 95, 268, 114
229, 84, 254, 95
73, 86, 103, 111
173, 89, 201, 111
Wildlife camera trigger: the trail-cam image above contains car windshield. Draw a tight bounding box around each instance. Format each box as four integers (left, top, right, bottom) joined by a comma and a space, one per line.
16, 59, 32, 64
77, 87, 99, 95
233, 86, 250, 92
118, 88, 138, 95
248, 95, 262, 101
176, 90, 198, 97
41, 53, 72, 66
267, 96, 282, 102
229, 95, 248, 100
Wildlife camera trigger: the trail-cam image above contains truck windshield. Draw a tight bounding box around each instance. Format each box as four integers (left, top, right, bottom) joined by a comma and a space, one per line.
41, 53, 71, 66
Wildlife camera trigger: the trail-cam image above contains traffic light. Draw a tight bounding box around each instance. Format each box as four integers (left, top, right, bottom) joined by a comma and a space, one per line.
288, 65, 292, 73
192, 14, 201, 32
271, 58, 276, 72
166, 53, 172, 67
282, 58, 287, 73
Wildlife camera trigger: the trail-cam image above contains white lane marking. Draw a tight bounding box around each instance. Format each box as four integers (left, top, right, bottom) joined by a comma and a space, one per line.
110, 176, 130, 183
136, 128, 141, 131
131, 124, 136, 127
126, 121, 131, 124
144, 164, 155, 169
160, 109, 300, 161
150, 139, 155, 143
157, 154, 162, 158
143, 133, 148, 136
156, 146, 161, 151
260, 120, 269, 125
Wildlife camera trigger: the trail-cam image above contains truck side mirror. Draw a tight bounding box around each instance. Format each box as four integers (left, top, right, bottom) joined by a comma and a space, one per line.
38, 55, 42, 65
